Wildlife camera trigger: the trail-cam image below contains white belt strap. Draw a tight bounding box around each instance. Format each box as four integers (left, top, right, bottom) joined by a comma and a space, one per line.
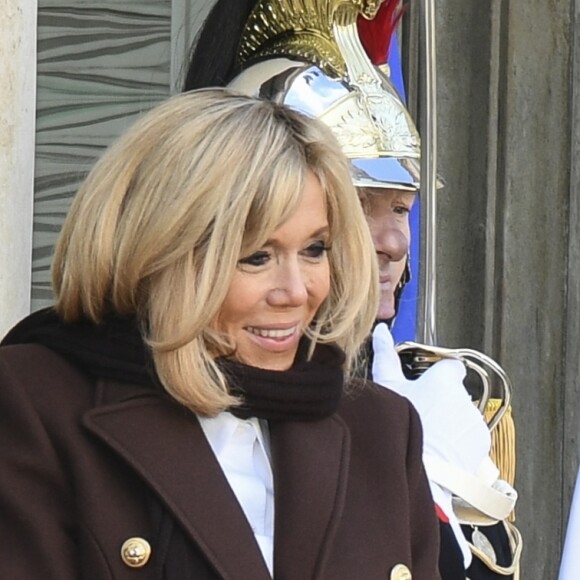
423, 455, 517, 524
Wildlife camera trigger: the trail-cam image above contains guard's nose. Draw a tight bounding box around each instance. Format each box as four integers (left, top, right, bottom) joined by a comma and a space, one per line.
370, 216, 409, 263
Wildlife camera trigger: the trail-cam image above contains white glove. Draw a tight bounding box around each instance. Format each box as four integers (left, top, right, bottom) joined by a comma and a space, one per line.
372, 323, 493, 567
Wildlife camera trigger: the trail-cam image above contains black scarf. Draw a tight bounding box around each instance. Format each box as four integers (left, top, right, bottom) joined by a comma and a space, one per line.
2, 308, 345, 422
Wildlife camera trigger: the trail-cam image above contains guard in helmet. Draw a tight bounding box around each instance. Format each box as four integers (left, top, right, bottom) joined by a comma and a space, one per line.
184, 1, 522, 578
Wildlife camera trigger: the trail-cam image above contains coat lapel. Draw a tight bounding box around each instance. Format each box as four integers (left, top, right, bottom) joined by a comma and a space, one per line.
270, 417, 351, 579
84, 380, 271, 580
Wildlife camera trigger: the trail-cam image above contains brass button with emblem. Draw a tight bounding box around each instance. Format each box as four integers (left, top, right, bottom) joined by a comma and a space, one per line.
390, 563, 412, 580
120, 537, 151, 568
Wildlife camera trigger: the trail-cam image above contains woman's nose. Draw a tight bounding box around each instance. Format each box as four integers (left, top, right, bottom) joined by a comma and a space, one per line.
371, 220, 409, 262
267, 262, 309, 307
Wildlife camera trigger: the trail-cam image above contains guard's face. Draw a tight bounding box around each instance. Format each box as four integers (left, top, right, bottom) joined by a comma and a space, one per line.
216, 172, 331, 370
358, 187, 417, 320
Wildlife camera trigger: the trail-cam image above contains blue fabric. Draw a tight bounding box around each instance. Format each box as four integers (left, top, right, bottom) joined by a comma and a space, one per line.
388, 34, 420, 343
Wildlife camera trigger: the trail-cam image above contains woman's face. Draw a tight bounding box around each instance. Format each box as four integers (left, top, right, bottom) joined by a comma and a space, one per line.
358, 187, 417, 320
216, 171, 331, 370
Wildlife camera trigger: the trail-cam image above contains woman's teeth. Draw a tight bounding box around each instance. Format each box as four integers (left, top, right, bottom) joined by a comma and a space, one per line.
247, 326, 296, 339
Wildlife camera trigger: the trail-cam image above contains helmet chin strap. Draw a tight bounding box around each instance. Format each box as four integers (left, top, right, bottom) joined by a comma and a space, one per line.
386, 254, 411, 327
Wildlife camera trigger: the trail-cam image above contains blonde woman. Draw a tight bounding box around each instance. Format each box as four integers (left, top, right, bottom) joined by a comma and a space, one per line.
0, 89, 439, 579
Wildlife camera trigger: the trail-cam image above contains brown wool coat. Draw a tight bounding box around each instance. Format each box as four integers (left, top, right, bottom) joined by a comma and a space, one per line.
0, 344, 441, 580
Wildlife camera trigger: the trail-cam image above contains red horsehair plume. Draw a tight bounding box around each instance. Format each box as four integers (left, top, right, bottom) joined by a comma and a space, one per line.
357, 0, 407, 65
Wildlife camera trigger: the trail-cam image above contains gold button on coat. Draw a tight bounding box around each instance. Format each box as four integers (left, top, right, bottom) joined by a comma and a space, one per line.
390, 563, 412, 580
120, 537, 151, 568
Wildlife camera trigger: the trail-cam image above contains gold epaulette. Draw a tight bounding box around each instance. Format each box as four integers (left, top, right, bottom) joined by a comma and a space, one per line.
485, 398, 516, 522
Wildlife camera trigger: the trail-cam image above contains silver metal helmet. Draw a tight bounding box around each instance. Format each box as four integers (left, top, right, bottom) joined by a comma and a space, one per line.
228, 0, 422, 191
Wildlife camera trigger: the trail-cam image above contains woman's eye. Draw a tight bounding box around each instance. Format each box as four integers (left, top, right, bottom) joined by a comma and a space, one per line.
303, 241, 330, 259
238, 251, 270, 267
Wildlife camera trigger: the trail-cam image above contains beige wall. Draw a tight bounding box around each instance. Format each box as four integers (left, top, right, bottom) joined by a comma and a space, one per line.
0, 0, 37, 338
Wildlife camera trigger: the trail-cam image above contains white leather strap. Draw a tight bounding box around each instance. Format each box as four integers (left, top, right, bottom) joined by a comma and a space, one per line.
423, 455, 517, 523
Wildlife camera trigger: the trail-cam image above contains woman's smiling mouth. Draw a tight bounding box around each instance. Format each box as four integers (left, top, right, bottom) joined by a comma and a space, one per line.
246, 325, 299, 340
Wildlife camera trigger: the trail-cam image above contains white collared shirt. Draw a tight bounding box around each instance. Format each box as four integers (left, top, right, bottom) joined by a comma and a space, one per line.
198, 412, 275, 575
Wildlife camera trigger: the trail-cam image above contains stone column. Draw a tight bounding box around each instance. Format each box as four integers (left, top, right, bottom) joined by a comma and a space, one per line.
0, 0, 37, 338
405, 0, 577, 577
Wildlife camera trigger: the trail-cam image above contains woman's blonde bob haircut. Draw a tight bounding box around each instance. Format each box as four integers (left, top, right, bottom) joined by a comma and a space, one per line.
53, 88, 378, 415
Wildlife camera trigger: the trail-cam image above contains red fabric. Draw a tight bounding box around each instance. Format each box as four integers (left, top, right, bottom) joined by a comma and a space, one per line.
435, 503, 450, 524
357, 1, 407, 65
